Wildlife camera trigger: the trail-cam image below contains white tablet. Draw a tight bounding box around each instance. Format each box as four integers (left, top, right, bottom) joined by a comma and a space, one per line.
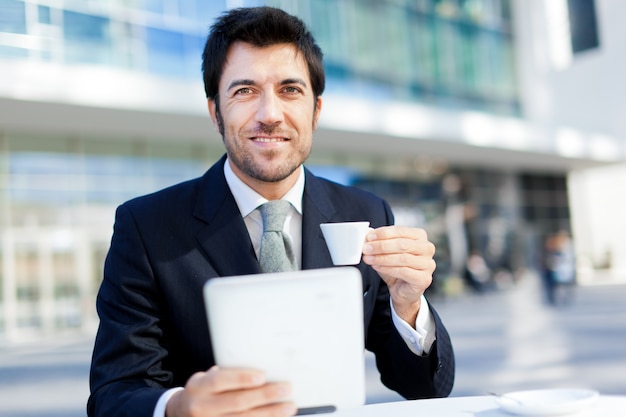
203, 267, 366, 415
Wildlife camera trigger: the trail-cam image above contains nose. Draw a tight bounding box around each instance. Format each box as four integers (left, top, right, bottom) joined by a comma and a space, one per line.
255, 91, 284, 125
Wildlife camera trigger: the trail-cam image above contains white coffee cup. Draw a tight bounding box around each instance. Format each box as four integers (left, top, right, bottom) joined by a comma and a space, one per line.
320, 221, 371, 265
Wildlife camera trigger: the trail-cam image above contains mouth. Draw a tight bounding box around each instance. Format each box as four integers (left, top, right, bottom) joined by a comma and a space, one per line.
251, 136, 289, 143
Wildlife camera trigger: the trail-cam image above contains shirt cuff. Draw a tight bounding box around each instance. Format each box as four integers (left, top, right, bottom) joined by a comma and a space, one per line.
153, 387, 184, 417
390, 295, 436, 355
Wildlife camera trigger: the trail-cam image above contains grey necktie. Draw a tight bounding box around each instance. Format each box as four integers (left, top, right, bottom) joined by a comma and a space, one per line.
259, 200, 297, 272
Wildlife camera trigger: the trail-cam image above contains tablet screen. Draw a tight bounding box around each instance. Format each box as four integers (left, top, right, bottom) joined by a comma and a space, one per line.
203, 267, 366, 414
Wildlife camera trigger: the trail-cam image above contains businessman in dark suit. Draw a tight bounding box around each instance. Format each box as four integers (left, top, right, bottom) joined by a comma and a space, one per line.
88, 6, 454, 417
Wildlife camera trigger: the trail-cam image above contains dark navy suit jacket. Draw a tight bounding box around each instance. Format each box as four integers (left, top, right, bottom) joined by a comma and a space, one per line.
88, 155, 455, 417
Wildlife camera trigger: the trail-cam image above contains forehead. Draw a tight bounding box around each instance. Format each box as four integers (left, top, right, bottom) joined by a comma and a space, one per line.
220, 41, 310, 88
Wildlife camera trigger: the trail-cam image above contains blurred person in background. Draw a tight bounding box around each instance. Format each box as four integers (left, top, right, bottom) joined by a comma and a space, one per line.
463, 250, 492, 293
87, 7, 454, 417
542, 230, 576, 306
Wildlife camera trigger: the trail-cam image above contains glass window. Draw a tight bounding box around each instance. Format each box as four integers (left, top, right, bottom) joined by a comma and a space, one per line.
144, 0, 164, 13
567, 0, 600, 53
411, 12, 438, 87
0, 0, 26, 34
178, 0, 196, 18
147, 27, 184, 55
146, 27, 185, 76
380, 4, 414, 84
309, 0, 344, 77
350, 3, 382, 76
433, 16, 458, 87
10, 153, 84, 205
63, 11, 110, 42
305, 0, 517, 113
143, 25, 204, 78
38, 5, 52, 25
179, 0, 225, 19
194, 0, 226, 20
7, 148, 207, 207
62, 11, 112, 64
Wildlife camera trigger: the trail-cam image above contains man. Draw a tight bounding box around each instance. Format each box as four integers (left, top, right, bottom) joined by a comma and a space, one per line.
88, 6, 454, 417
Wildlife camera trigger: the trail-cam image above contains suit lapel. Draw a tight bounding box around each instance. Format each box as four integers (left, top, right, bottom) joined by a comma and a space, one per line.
301, 169, 336, 270
194, 156, 261, 277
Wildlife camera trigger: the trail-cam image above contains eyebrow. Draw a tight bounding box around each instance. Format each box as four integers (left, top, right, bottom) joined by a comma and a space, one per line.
227, 79, 255, 91
226, 78, 308, 91
281, 78, 308, 88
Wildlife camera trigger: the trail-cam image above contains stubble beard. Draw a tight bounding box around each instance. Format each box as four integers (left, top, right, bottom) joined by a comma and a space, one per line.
232, 146, 308, 183
217, 109, 312, 183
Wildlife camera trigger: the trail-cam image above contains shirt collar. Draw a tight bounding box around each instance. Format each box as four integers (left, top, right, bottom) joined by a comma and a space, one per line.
223, 157, 304, 217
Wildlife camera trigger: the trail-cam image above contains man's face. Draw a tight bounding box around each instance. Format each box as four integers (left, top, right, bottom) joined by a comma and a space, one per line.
208, 41, 322, 194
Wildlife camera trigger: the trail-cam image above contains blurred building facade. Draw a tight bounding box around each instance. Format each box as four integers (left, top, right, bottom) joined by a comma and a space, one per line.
0, 0, 624, 342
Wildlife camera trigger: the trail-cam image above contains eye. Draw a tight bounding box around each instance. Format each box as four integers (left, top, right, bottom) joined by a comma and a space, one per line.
234, 87, 253, 95
282, 85, 303, 94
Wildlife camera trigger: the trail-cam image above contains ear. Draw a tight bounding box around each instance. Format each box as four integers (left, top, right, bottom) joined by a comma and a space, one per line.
312, 96, 323, 130
207, 99, 219, 131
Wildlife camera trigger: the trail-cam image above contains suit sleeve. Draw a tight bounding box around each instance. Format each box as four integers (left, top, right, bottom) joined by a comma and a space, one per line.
364, 200, 455, 399
365, 278, 455, 398
87, 204, 171, 417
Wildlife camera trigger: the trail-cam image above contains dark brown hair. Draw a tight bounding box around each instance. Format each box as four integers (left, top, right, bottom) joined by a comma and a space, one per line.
202, 6, 325, 102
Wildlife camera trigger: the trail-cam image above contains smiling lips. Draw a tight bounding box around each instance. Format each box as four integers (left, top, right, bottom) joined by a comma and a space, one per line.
252, 136, 289, 142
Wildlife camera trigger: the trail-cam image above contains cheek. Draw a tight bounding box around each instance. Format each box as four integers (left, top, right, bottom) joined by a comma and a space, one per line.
289, 106, 318, 131
222, 102, 255, 130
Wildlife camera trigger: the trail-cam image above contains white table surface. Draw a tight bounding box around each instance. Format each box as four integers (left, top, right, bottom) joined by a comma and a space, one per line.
329, 394, 626, 417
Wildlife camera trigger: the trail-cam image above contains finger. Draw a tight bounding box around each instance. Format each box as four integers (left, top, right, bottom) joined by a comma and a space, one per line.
369, 252, 436, 270
372, 263, 435, 283
366, 226, 428, 241
185, 376, 294, 416
364, 238, 435, 258
215, 382, 293, 414
193, 366, 266, 394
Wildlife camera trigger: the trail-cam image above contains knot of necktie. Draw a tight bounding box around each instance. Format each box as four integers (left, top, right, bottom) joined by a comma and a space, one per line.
260, 200, 292, 232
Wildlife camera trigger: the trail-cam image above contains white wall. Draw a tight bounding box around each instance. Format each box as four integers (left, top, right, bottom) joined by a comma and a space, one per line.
568, 165, 626, 280
514, 0, 625, 158
514, 0, 626, 281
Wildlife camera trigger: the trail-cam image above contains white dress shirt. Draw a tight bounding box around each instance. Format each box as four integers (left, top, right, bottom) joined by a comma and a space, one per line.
153, 160, 436, 417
